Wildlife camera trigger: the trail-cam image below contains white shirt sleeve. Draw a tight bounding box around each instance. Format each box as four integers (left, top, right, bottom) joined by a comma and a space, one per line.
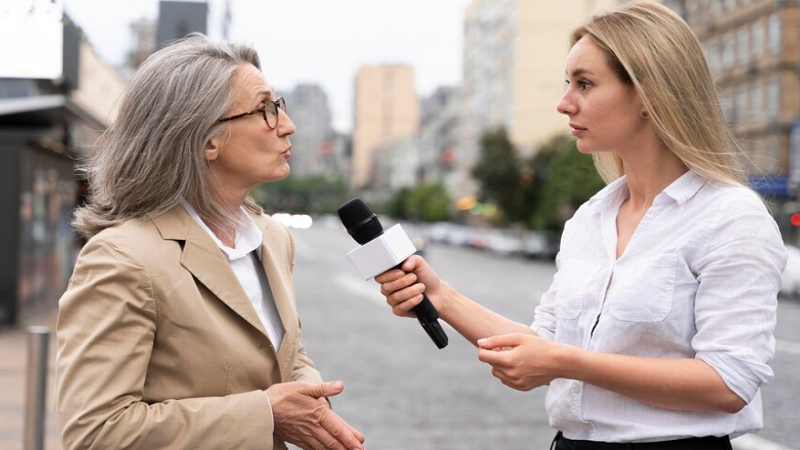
691, 193, 786, 403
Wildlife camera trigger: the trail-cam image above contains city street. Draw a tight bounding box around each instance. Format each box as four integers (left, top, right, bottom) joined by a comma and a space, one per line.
290, 222, 800, 450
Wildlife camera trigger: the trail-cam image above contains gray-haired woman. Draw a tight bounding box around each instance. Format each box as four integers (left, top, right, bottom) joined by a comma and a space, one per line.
56, 34, 366, 450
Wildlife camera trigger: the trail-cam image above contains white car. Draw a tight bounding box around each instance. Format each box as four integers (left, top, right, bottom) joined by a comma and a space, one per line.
781, 244, 800, 298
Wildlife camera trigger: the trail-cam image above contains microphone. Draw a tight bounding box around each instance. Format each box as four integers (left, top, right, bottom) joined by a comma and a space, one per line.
338, 198, 448, 349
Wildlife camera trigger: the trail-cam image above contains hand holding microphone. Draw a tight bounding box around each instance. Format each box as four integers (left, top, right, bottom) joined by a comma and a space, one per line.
338, 199, 448, 349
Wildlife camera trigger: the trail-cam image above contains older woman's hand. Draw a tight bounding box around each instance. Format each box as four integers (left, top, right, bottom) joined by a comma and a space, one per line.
477, 333, 565, 392
267, 380, 366, 450
374, 255, 442, 318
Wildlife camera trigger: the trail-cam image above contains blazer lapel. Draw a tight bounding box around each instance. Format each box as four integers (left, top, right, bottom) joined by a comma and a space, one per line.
257, 220, 299, 379
152, 206, 269, 339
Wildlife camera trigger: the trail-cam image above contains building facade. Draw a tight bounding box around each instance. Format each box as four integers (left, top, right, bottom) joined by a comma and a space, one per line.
419, 87, 460, 195
662, 0, 800, 238
352, 65, 419, 188
281, 84, 334, 179
0, 25, 126, 326
456, 0, 619, 197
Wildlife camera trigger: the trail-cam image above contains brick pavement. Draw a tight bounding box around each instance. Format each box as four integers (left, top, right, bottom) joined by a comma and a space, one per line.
0, 310, 62, 450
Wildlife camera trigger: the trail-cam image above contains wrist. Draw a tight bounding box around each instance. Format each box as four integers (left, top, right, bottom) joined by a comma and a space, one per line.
554, 343, 582, 380
436, 280, 455, 321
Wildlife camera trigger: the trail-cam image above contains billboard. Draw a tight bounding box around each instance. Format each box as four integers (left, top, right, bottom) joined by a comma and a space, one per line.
0, 0, 64, 80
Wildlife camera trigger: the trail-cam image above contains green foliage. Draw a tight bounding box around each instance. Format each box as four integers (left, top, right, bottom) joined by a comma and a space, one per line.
250, 175, 351, 214
530, 137, 605, 231
383, 182, 451, 222
471, 127, 525, 223
470, 129, 605, 232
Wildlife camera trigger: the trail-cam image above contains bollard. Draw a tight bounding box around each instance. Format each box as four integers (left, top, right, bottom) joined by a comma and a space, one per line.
24, 326, 50, 450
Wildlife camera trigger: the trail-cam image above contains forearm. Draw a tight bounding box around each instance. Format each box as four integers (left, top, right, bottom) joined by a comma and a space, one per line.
438, 281, 536, 346
60, 391, 274, 450
560, 347, 746, 413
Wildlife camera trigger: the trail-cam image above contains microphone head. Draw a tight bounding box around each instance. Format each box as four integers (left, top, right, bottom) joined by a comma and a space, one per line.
337, 198, 384, 245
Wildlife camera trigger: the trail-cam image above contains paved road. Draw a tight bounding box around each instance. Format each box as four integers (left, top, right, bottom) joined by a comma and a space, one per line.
290, 223, 800, 450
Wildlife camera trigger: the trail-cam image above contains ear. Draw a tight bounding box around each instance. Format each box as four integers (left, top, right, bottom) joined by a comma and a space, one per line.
205, 135, 221, 162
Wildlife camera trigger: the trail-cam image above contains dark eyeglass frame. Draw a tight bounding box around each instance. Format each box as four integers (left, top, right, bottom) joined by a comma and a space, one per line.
217, 96, 286, 129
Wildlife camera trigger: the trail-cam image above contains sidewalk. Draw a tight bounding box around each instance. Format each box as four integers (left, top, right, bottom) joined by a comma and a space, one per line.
0, 310, 62, 450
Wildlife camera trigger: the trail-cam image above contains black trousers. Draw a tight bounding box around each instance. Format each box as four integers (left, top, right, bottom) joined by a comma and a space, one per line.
551, 432, 733, 450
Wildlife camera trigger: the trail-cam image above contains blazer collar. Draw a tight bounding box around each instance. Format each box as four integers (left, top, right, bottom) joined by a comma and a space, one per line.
152, 205, 270, 340
151, 205, 298, 372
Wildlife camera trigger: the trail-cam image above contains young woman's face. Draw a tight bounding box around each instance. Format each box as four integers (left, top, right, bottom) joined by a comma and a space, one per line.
207, 62, 296, 193
556, 36, 646, 155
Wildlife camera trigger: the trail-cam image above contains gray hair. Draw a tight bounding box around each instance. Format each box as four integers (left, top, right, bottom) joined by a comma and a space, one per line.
73, 33, 264, 239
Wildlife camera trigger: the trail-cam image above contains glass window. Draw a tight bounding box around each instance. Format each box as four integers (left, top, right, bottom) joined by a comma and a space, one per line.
769, 13, 781, 55
752, 21, 764, 60
737, 27, 749, 66
736, 88, 747, 121
767, 76, 780, 120
724, 0, 736, 12
723, 33, 735, 70
750, 81, 762, 118
721, 91, 734, 123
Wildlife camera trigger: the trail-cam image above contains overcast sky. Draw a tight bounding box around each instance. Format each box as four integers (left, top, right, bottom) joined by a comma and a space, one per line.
62, 0, 474, 132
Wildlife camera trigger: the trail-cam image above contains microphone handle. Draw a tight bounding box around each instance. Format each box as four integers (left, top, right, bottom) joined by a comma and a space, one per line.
395, 262, 449, 349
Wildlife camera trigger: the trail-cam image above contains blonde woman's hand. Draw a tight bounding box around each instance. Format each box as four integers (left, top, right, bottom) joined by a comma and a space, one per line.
374, 255, 443, 318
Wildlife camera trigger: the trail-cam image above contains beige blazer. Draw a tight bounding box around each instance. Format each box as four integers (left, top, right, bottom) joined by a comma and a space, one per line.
56, 205, 322, 450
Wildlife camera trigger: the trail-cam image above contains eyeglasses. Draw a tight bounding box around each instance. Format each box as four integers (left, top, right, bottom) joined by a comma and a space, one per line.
217, 97, 286, 129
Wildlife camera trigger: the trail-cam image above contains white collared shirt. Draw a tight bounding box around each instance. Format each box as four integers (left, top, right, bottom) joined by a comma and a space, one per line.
179, 200, 285, 351
532, 170, 786, 443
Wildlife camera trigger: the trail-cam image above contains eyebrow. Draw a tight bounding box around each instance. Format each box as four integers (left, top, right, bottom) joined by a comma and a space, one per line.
253, 90, 274, 102
566, 68, 595, 78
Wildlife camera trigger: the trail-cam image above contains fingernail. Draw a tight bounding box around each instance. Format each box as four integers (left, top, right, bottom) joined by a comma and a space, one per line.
477, 338, 487, 346
410, 274, 417, 282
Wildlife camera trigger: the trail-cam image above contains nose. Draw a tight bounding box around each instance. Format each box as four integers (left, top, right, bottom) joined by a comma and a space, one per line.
277, 108, 296, 137
556, 90, 576, 116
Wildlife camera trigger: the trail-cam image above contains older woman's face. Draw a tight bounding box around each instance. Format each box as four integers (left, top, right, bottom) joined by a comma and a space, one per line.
556, 36, 646, 155
207, 62, 296, 193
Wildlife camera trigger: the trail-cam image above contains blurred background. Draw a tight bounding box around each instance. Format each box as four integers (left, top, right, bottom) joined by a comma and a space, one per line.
1, 0, 799, 449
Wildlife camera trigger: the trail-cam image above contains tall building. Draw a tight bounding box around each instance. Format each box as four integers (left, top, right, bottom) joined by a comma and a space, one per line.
663, 0, 798, 187
420, 87, 460, 194
352, 65, 419, 188
126, 17, 156, 70
156, 1, 208, 48
281, 84, 333, 178
456, 0, 618, 196
662, 0, 800, 238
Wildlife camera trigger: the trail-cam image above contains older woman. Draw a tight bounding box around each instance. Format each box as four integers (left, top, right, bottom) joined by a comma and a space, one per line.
56, 34, 365, 450
376, 4, 785, 449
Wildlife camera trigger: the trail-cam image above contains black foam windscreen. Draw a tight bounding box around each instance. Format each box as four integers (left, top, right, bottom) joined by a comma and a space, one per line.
337, 198, 384, 245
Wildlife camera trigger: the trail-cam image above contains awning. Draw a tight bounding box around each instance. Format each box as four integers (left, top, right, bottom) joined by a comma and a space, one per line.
0, 94, 105, 130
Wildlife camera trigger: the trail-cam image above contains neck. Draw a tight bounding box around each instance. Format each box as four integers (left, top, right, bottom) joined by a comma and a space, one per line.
209, 187, 247, 248
620, 144, 688, 210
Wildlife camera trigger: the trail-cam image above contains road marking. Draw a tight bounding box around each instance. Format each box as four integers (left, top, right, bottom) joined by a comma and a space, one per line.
776, 339, 800, 356
733, 434, 796, 450
334, 273, 384, 306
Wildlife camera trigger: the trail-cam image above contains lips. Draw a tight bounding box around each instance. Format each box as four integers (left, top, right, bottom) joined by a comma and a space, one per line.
569, 123, 587, 131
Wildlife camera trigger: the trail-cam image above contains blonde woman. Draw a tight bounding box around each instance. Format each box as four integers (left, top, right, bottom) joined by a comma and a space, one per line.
376, 4, 785, 449
56, 34, 365, 450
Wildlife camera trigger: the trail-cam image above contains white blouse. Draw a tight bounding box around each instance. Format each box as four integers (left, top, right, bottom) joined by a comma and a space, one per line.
532, 170, 786, 443
179, 200, 285, 351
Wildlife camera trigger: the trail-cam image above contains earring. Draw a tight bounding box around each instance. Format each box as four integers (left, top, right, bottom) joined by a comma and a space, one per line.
641, 110, 650, 119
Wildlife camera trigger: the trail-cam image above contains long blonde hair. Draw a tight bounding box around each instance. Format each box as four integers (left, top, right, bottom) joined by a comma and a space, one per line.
73, 33, 263, 239
572, 3, 745, 186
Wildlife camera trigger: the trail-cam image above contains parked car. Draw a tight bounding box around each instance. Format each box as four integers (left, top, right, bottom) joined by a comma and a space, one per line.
781, 244, 800, 298
484, 229, 524, 256
522, 231, 559, 260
